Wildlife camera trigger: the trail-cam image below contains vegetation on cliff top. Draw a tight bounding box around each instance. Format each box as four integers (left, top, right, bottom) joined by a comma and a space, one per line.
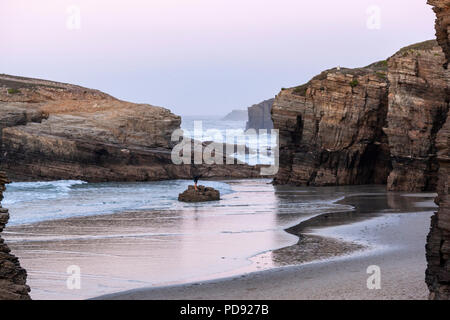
394, 39, 438, 56
291, 61, 386, 96
288, 40, 438, 98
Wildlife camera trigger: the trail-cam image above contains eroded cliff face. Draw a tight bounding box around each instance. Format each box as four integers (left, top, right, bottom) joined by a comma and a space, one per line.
0, 75, 262, 182
246, 98, 274, 130
426, 0, 450, 301
0, 171, 30, 300
272, 62, 391, 186
385, 41, 448, 192
429, 0, 450, 67
272, 41, 447, 190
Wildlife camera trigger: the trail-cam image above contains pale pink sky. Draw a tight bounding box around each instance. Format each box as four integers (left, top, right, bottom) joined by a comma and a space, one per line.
0, 0, 436, 115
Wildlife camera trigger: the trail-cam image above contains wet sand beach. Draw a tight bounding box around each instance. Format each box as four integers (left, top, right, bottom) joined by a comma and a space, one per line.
3, 180, 436, 300
100, 209, 434, 300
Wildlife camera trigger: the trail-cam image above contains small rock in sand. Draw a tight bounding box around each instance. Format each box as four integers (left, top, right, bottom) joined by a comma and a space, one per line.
178, 185, 220, 202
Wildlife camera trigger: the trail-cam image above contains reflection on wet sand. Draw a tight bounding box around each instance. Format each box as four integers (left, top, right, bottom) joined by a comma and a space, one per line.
264, 190, 437, 268
3, 180, 437, 299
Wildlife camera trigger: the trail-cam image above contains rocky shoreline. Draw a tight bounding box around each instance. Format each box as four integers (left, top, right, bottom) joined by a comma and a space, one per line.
0, 0, 449, 300
0, 74, 265, 183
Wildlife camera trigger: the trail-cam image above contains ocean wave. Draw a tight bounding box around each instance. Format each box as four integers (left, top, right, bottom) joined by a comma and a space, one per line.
4, 179, 235, 225
3, 180, 87, 205
7, 180, 87, 191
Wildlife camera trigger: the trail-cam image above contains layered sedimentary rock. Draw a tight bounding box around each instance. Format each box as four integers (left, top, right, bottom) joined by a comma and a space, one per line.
385, 41, 448, 191
429, 0, 450, 67
426, 0, 450, 301
246, 98, 274, 130
272, 62, 391, 186
0, 74, 262, 182
272, 41, 447, 189
0, 171, 30, 300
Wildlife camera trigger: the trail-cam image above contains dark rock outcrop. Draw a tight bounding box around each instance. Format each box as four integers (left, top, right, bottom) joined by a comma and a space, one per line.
178, 185, 220, 202
246, 98, 274, 130
0, 171, 31, 300
272, 41, 447, 190
426, 0, 450, 301
222, 110, 248, 121
0, 75, 263, 182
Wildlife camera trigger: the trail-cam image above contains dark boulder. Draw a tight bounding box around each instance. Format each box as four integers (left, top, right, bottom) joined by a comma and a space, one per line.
178, 185, 220, 202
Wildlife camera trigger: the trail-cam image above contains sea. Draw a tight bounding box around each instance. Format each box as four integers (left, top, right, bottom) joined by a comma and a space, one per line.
4, 116, 274, 226
1, 116, 436, 299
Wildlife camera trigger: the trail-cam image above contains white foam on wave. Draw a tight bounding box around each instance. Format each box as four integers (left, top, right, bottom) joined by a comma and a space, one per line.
3, 180, 87, 205
8, 180, 87, 191
4, 179, 235, 226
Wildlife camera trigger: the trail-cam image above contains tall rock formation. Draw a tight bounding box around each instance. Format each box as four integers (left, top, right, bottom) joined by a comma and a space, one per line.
246, 98, 274, 130
272, 62, 391, 186
426, 0, 450, 301
0, 74, 262, 182
0, 171, 30, 300
385, 41, 448, 192
272, 41, 447, 189
222, 110, 248, 121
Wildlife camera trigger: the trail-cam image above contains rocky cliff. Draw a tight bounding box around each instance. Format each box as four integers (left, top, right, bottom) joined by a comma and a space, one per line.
385, 41, 448, 192
222, 110, 248, 121
426, 0, 450, 301
246, 98, 274, 130
272, 41, 447, 190
272, 61, 391, 186
0, 74, 262, 182
0, 171, 30, 300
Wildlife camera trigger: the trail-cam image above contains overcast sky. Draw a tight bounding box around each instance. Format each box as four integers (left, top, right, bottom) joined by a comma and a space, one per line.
0, 0, 436, 116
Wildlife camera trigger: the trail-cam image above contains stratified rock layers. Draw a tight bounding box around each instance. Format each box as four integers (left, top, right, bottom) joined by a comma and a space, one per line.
385, 41, 448, 192
0, 75, 262, 182
272, 41, 447, 191
272, 64, 391, 186
0, 171, 30, 300
426, 0, 450, 301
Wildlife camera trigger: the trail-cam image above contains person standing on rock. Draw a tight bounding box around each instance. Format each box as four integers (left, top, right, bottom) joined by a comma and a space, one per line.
191, 164, 202, 191
193, 175, 201, 191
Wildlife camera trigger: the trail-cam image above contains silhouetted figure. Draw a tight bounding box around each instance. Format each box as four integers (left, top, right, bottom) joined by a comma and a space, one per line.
193, 175, 201, 191
191, 164, 202, 191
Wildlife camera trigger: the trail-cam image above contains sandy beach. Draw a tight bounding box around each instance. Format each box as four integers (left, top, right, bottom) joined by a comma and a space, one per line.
1, 0, 447, 302
98, 207, 434, 300
3, 179, 436, 300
